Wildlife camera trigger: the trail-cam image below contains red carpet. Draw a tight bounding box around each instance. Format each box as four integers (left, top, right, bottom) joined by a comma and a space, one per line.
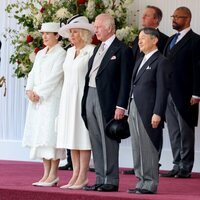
0, 160, 200, 200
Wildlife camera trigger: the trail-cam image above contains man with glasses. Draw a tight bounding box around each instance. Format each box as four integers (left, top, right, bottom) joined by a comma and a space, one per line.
160, 7, 200, 178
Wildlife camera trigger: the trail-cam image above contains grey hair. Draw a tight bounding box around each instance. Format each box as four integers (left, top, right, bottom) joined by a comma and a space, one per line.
96, 13, 116, 32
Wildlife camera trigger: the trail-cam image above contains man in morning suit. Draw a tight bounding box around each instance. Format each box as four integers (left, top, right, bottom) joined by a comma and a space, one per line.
132, 5, 168, 61
81, 13, 133, 192
160, 7, 200, 178
127, 28, 172, 194
123, 5, 169, 175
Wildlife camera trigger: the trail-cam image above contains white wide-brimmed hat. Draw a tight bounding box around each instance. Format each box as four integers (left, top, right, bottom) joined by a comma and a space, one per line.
58, 15, 94, 38
39, 22, 60, 33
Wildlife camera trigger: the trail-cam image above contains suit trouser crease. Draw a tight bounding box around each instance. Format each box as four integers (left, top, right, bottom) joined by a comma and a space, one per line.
166, 94, 194, 172
129, 99, 158, 192
86, 87, 119, 185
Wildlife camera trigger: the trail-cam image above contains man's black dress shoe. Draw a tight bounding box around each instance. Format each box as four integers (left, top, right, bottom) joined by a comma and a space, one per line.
58, 163, 73, 170
138, 189, 155, 194
159, 169, 179, 177
83, 184, 103, 191
175, 169, 191, 178
122, 169, 135, 175
97, 184, 118, 192
127, 188, 141, 193
89, 167, 95, 172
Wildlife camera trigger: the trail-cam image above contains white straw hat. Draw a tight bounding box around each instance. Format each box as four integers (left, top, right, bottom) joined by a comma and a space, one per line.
58, 15, 94, 38
39, 22, 60, 33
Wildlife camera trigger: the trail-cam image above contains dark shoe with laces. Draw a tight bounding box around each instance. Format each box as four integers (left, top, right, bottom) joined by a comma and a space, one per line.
138, 189, 155, 194
89, 167, 95, 172
58, 163, 73, 170
159, 169, 179, 177
83, 184, 103, 191
97, 184, 118, 192
122, 169, 135, 175
175, 169, 191, 178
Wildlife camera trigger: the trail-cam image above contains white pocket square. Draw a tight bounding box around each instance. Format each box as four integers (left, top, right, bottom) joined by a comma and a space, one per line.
111, 55, 116, 60
146, 66, 151, 70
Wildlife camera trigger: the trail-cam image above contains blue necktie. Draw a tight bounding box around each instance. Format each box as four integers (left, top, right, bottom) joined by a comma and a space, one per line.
170, 33, 180, 49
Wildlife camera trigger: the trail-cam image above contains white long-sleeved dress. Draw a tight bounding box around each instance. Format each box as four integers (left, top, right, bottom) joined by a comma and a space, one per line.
56, 44, 94, 150
22, 43, 66, 160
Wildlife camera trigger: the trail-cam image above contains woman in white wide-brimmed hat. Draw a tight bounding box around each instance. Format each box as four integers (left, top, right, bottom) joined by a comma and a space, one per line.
56, 15, 95, 189
23, 22, 66, 187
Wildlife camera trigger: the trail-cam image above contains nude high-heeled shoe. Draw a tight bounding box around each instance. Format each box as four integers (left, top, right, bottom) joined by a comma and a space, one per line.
68, 179, 88, 190
60, 183, 74, 189
32, 181, 43, 186
38, 177, 59, 187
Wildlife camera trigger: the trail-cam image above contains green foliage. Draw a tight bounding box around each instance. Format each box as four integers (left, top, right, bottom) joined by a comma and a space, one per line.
5, 0, 137, 78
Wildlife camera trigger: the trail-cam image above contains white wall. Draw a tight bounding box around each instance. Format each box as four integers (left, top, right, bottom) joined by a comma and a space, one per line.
0, 0, 200, 172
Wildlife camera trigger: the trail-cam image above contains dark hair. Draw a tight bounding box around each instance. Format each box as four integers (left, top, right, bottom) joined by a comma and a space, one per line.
52, 32, 62, 41
176, 6, 192, 18
146, 5, 163, 24
139, 27, 160, 40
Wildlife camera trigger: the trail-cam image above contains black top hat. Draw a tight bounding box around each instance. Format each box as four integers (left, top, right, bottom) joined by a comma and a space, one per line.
105, 117, 130, 142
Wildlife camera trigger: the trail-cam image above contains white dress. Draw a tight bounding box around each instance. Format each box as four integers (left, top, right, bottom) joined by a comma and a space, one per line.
56, 44, 94, 150
22, 44, 66, 160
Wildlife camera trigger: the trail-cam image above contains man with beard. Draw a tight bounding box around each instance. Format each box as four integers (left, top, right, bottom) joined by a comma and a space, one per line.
160, 7, 200, 178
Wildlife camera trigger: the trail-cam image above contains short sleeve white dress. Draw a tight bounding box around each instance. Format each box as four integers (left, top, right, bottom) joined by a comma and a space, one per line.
22, 44, 66, 160
56, 44, 94, 150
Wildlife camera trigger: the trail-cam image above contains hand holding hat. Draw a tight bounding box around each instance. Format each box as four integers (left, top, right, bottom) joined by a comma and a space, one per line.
105, 116, 130, 142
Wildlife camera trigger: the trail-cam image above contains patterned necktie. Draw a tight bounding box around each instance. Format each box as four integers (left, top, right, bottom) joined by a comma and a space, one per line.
170, 33, 180, 49
98, 43, 105, 54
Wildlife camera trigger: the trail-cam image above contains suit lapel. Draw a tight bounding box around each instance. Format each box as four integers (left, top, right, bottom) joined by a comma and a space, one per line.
131, 56, 143, 79
164, 30, 193, 57
134, 51, 160, 83
97, 38, 120, 75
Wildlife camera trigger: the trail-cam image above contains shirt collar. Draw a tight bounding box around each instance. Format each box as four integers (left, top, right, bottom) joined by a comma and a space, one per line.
103, 35, 116, 49
176, 27, 191, 43
144, 49, 158, 60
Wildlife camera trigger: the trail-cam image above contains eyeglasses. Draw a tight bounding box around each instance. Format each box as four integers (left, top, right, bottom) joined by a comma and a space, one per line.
170, 15, 188, 20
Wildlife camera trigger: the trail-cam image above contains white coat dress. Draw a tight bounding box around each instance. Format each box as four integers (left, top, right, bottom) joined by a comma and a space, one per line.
56, 44, 94, 150
22, 43, 66, 160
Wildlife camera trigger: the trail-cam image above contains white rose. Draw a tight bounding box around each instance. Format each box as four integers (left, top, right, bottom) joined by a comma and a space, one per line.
105, 9, 115, 16
86, 0, 96, 19
19, 63, 28, 72
29, 52, 36, 63
124, 0, 134, 7
55, 8, 72, 20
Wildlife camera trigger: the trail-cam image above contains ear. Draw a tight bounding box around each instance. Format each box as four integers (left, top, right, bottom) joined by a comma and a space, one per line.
56, 33, 59, 40
107, 26, 113, 34
153, 37, 159, 45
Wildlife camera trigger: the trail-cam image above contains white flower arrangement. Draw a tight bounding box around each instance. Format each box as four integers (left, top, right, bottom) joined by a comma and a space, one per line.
5, 0, 138, 78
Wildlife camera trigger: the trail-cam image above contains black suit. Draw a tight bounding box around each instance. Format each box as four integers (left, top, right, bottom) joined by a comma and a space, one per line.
82, 38, 133, 125
131, 29, 168, 162
129, 51, 172, 192
82, 37, 133, 186
131, 51, 172, 150
164, 29, 200, 172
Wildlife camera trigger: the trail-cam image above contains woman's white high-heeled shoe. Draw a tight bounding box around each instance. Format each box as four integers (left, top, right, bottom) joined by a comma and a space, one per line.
37, 177, 59, 187
68, 179, 88, 190
60, 183, 73, 189
32, 181, 43, 186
